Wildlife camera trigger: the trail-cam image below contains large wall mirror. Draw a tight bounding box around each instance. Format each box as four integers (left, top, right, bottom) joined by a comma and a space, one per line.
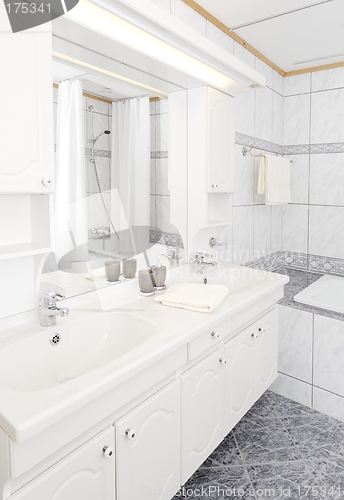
41, 47, 186, 298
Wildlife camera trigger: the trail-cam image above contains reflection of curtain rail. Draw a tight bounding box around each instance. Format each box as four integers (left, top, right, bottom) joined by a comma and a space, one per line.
52, 83, 162, 105
242, 145, 293, 163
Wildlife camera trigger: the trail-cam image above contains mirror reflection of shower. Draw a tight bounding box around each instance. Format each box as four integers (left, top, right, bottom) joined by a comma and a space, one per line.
88, 105, 119, 240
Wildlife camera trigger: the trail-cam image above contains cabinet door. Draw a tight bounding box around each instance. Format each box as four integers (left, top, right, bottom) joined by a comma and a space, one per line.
255, 308, 278, 399
207, 87, 235, 193
9, 427, 114, 500
224, 325, 256, 434
0, 27, 54, 193
181, 348, 225, 484
115, 381, 180, 500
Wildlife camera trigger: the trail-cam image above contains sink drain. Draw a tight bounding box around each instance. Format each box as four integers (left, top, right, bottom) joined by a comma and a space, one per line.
50, 333, 61, 345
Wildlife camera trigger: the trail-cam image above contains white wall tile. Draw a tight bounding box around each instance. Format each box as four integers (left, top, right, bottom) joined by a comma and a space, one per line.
88, 192, 111, 228
148, 0, 171, 11
271, 70, 284, 96
232, 205, 254, 265
309, 205, 344, 259
255, 87, 273, 142
235, 88, 255, 137
272, 92, 284, 145
233, 41, 256, 69
150, 195, 157, 228
150, 101, 156, 115
255, 58, 273, 89
271, 205, 283, 253
284, 73, 311, 96
310, 153, 344, 206
156, 195, 173, 233
155, 159, 169, 195
171, 0, 207, 36
86, 97, 109, 116
150, 160, 156, 195
313, 386, 344, 423
206, 22, 234, 54
284, 94, 310, 145
156, 98, 168, 114
312, 66, 344, 92
233, 145, 254, 206
156, 113, 168, 151
253, 204, 271, 259
86, 111, 110, 151
150, 115, 156, 152
278, 305, 313, 384
289, 155, 309, 204
269, 372, 312, 407
87, 157, 110, 194
282, 204, 308, 253
314, 315, 344, 397
311, 88, 344, 143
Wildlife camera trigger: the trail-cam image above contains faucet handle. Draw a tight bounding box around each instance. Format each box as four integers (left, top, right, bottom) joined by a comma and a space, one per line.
43, 290, 65, 302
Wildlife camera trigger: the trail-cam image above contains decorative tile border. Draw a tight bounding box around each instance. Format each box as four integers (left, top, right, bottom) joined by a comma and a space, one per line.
244, 250, 344, 277
151, 151, 168, 159
235, 133, 283, 155
85, 148, 111, 158
149, 229, 183, 248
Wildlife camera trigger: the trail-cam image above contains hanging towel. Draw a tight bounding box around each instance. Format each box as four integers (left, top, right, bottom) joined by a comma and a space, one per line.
258, 154, 291, 204
154, 283, 228, 313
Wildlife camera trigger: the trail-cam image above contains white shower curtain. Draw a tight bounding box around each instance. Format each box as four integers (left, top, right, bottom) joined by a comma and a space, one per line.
111, 97, 150, 250
54, 80, 88, 262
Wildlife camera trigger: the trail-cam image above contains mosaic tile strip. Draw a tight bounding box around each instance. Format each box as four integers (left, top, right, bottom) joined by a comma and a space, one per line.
235, 133, 284, 155
85, 148, 111, 158
151, 151, 168, 159
245, 251, 344, 277
149, 229, 183, 248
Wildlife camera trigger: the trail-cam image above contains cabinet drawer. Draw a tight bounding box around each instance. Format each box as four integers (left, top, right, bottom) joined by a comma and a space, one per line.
187, 317, 231, 360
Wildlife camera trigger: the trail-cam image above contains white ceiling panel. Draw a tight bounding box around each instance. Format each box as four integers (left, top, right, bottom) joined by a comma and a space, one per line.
235, 0, 344, 72
195, 0, 332, 30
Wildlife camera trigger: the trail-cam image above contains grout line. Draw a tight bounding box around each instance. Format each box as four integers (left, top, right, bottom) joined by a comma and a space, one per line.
311, 314, 315, 407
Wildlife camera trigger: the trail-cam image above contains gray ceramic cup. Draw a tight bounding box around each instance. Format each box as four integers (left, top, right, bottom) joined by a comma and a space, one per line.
122, 258, 137, 279
138, 269, 156, 294
150, 265, 166, 288
105, 260, 120, 282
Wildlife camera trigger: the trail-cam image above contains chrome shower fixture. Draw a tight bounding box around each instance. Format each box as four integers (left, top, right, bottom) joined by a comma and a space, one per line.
89, 130, 111, 145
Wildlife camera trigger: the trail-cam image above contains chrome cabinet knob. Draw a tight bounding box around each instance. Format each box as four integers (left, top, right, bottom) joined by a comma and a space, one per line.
42, 177, 52, 187
251, 332, 259, 339
212, 183, 218, 188
219, 357, 227, 365
211, 331, 220, 339
258, 327, 266, 334
125, 428, 137, 440
102, 446, 114, 458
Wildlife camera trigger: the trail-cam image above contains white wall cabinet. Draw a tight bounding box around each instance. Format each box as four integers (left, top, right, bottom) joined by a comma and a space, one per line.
0, 28, 54, 194
180, 348, 225, 483
115, 380, 180, 500
8, 427, 114, 500
206, 87, 235, 194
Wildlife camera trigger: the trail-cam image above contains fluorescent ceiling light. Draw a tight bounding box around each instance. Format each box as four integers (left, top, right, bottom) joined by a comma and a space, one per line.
65, 0, 233, 89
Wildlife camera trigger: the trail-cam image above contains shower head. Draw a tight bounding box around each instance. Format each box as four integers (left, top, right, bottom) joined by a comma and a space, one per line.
91, 130, 111, 144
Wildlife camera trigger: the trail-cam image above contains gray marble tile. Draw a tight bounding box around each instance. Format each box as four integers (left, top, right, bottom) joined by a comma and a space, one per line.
201, 432, 242, 468
184, 466, 254, 499
267, 390, 317, 417
306, 459, 344, 498
233, 417, 302, 464
242, 393, 277, 420
247, 462, 317, 499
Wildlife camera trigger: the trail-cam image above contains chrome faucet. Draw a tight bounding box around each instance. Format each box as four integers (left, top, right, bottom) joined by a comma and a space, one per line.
40, 290, 69, 327
190, 252, 217, 267
160, 246, 180, 266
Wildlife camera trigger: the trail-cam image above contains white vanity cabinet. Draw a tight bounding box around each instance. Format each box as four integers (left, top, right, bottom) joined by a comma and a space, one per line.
8, 427, 114, 500
224, 308, 278, 431
180, 347, 226, 483
115, 380, 181, 500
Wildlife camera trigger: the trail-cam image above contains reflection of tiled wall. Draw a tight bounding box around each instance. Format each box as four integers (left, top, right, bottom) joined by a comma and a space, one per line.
150, 99, 180, 245
149, 0, 284, 264
283, 69, 344, 261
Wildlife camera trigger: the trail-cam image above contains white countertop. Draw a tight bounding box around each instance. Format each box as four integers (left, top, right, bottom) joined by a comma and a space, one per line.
0, 264, 288, 442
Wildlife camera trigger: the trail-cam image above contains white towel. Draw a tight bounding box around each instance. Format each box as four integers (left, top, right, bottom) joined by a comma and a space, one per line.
258, 154, 291, 204
154, 283, 228, 313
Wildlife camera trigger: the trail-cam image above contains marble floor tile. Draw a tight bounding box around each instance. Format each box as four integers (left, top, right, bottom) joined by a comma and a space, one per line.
243, 393, 277, 420
267, 390, 317, 417
201, 432, 243, 468
305, 459, 344, 497
184, 466, 255, 499
247, 462, 316, 499
233, 417, 302, 464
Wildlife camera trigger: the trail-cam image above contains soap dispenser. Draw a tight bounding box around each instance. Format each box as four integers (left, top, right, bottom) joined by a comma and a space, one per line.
150, 259, 166, 290
122, 256, 137, 279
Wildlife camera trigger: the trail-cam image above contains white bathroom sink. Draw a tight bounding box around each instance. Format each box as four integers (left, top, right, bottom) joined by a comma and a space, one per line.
0, 313, 156, 392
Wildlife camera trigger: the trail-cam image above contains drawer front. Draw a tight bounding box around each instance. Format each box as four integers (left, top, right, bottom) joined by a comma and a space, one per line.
187, 317, 231, 360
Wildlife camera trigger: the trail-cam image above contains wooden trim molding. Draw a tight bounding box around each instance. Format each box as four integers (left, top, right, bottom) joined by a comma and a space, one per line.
182, 0, 344, 78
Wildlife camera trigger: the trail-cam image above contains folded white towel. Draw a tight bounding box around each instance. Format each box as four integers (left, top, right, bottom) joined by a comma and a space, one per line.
154, 283, 228, 313
258, 154, 291, 204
